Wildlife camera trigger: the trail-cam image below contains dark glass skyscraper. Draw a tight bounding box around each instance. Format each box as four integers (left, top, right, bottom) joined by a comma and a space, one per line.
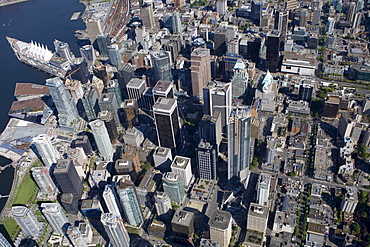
251, 0, 263, 26
150, 50, 172, 82
265, 30, 281, 72
96, 33, 111, 56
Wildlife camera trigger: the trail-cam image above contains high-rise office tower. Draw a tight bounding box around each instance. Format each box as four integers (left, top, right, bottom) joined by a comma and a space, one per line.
230, 59, 248, 98
98, 111, 118, 143
203, 81, 232, 132
150, 50, 172, 82
347, 2, 356, 22
209, 210, 232, 247
141, 0, 156, 30
81, 87, 99, 121
126, 78, 147, 106
103, 184, 123, 218
74, 135, 93, 155
116, 179, 144, 226
54, 39, 75, 64
31, 167, 57, 194
153, 97, 181, 151
298, 82, 314, 101
53, 159, 83, 198
170, 156, 192, 188
216, 0, 227, 14
154, 192, 172, 217
256, 173, 271, 206
40, 203, 69, 236
108, 44, 123, 67
99, 93, 120, 128
214, 29, 227, 57
89, 119, 114, 161
122, 99, 139, 129
96, 33, 111, 56
197, 140, 217, 180
265, 31, 281, 73
353, 12, 363, 29
0, 233, 12, 247
67, 226, 89, 247
108, 79, 123, 106
299, 9, 308, 27
12, 206, 42, 238
31, 134, 59, 167
247, 37, 261, 63
163, 12, 182, 34
46, 77, 79, 131
191, 48, 211, 98
116, 63, 135, 95
228, 109, 254, 184
101, 213, 131, 247
285, 0, 298, 10
163, 172, 185, 204
153, 80, 174, 102
326, 17, 335, 35
356, 0, 364, 12
251, 0, 263, 26
312, 8, 321, 25
199, 113, 222, 146
80, 45, 96, 66
274, 9, 288, 44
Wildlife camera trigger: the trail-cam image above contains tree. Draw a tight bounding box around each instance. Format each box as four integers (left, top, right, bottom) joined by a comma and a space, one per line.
352, 222, 361, 234
287, 171, 297, 177
360, 190, 368, 203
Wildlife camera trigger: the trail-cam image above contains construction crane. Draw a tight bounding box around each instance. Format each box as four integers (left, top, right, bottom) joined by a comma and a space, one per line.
66, 67, 81, 80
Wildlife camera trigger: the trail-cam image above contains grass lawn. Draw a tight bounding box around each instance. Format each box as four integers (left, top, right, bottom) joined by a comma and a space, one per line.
3, 218, 19, 240
12, 173, 38, 205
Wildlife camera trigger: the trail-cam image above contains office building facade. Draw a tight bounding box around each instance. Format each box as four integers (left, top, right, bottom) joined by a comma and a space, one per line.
40, 203, 69, 236
12, 206, 42, 238
163, 172, 185, 204
31, 167, 57, 194
230, 59, 248, 98
170, 156, 192, 188
90, 119, 114, 161
108, 44, 123, 67
103, 184, 123, 218
265, 31, 281, 72
53, 159, 83, 198
99, 93, 120, 128
96, 33, 110, 56
154, 192, 172, 217
256, 173, 271, 206
191, 48, 211, 97
101, 213, 130, 247
209, 210, 232, 247
197, 140, 217, 180
31, 134, 59, 167
150, 50, 172, 82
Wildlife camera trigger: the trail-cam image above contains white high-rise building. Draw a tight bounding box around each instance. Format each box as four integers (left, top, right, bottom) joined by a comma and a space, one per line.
216, 0, 227, 15
0, 233, 11, 247
90, 119, 114, 161
101, 213, 130, 247
31, 167, 58, 194
256, 173, 271, 206
170, 156, 192, 188
209, 210, 232, 247
12, 206, 42, 238
40, 203, 69, 236
326, 17, 335, 35
154, 191, 172, 217
67, 226, 89, 247
31, 134, 59, 167
103, 184, 123, 218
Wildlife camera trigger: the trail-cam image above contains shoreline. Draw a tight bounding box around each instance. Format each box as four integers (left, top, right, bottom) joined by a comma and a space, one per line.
0, 0, 28, 7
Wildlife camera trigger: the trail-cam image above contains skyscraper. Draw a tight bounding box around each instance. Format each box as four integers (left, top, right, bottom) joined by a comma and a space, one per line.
163, 172, 185, 204
80, 44, 96, 66
81, 87, 99, 121
299, 9, 308, 27
141, 0, 156, 30
191, 48, 211, 97
0, 233, 12, 247
108, 44, 123, 67
251, 0, 263, 26
203, 81, 232, 132
312, 8, 321, 25
99, 93, 120, 128
67, 226, 89, 247
96, 33, 111, 56
170, 156, 193, 188
154, 192, 172, 217
31, 167, 57, 194
122, 99, 139, 129
12, 206, 42, 238
90, 119, 114, 161
46, 77, 79, 131
326, 17, 335, 35
274, 9, 288, 44
216, 0, 227, 15
101, 213, 130, 247
107, 79, 123, 106
53, 159, 83, 198
116, 179, 144, 226
214, 29, 227, 57
98, 111, 118, 143
199, 113, 222, 146
228, 109, 254, 184
347, 2, 356, 22
54, 39, 75, 64
209, 210, 232, 247
152, 80, 174, 102
31, 134, 59, 167
197, 140, 217, 180
126, 78, 147, 105
256, 173, 271, 206
40, 203, 70, 236
298, 82, 314, 101
150, 50, 172, 82
230, 59, 248, 98
103, 184, 123, 218
265, 30, 281, 73
153, 97, 181, 151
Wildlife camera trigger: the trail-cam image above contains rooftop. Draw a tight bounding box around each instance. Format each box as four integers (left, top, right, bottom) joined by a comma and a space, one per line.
14, 83, 49, 97
209, 210, 232, 230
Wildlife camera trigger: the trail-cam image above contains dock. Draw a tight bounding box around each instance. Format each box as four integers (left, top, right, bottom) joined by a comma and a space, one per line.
70, 12, 81, 20
0, 0, 28, 7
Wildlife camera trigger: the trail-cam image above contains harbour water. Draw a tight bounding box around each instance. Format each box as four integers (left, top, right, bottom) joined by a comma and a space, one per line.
0, 0, 86, 212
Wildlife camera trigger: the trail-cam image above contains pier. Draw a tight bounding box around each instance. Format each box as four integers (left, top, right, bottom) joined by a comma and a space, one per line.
0, 0, 28, 7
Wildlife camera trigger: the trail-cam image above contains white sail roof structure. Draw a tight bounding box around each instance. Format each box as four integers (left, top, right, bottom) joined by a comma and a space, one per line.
26, 40, 53, 62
